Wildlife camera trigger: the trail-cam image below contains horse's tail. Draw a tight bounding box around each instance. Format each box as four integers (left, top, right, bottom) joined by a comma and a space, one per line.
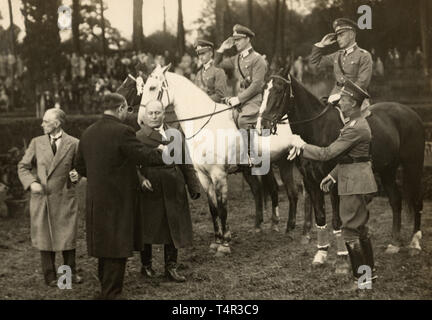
399, 113, 425, 230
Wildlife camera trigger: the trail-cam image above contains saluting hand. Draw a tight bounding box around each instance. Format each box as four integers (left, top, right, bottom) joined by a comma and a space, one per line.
219, 38, 235, 51
318, 33, 337, 47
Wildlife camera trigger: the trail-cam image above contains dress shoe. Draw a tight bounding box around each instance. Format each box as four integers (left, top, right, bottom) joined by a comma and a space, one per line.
165, 267, 186, 282
72, 274, 83, 284
141, 265, 156, 278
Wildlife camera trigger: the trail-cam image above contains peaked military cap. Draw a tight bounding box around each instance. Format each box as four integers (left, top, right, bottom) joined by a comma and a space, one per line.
333, 18, 357, 34
340, 78, 370, 104
231, 24, 255, 39
194, 39, 214, 55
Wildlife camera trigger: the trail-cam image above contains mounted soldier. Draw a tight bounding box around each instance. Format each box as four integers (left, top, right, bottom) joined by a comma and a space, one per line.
214, 24, 268, 165
310, 18, 373, 113
194, 39, 228, 103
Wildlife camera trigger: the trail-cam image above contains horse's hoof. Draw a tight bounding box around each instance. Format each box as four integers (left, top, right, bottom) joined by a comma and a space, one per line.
215, 245, 231, 257
300, 234, 311, 245
312, 250, 328, 266
334, 255, 350, 275
408, 248, 421, 256
209, 242, 220, 252
255, 227, 263, 234
385, 244, 400, 254
271, 224, 280, 233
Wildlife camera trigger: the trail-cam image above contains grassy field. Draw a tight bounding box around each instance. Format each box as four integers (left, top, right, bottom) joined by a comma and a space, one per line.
0, 173, 431, 300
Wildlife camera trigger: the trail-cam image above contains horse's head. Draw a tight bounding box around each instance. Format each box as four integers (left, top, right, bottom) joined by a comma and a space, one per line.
257, 67, 294, 135
138, 63, 172, 125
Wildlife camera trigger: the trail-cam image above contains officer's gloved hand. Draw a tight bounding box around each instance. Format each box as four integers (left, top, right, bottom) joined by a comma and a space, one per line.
328, 93, 341, 106
227, 97, 240, 107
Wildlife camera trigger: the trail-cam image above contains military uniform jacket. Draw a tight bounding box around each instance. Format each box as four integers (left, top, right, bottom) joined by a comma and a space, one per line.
302, 116, 377, 196
310, 44, 373, 95
215, 49, 267, 107
194, 61, 228, 103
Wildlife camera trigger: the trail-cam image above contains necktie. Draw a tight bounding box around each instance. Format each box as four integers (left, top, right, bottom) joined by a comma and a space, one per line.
51, 136, 60, 155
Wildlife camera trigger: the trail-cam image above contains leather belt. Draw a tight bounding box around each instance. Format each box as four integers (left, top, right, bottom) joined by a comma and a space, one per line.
338, 156, 371, 164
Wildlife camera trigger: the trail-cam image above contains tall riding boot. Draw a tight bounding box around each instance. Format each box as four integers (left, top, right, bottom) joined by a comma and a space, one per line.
140, 244, 155, 278
360, 236, 377, 280
164, 244, 185, 282
345, 239, 366, 280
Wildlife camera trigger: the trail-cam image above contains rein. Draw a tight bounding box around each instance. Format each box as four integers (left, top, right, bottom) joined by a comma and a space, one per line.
141, 76, 237, 140
266, 74, 331, 129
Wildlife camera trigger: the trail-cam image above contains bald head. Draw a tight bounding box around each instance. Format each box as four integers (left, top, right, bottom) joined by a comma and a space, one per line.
141, 100, 165, 128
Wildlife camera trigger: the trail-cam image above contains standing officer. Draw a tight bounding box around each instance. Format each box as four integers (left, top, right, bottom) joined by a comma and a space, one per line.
135, 100, 201, 282
18, 108, 83, 287
289, 79, 378, 287
75, 93, 165, 299
310, 18, 373, 109
215, 24, 267, 165
194, 40, 228, 103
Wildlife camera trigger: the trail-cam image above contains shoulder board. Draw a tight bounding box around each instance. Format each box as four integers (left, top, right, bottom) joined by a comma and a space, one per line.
349, 120, 357, 127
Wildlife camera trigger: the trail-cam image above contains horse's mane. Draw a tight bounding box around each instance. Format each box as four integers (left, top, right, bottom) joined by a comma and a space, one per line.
289, 74, 326, 110
166, 71, 215, 106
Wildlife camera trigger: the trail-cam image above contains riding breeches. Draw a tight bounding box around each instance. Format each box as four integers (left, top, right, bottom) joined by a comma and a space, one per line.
233, 101, 260, 130
340, 194, 371, 241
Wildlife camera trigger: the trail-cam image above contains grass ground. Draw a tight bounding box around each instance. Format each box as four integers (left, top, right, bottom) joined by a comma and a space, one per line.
0, 173, 431, 300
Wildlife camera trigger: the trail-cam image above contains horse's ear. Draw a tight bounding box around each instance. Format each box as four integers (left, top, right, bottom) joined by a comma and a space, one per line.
162, 63, 172, 74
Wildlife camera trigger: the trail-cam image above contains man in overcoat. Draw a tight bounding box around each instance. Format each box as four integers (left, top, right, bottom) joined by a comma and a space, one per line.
135, 100, 201, 282
74, 93, 165, 299
18, 108, 83, 287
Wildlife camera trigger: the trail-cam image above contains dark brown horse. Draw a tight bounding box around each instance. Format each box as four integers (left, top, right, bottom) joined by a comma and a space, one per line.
257, 67, 425, 258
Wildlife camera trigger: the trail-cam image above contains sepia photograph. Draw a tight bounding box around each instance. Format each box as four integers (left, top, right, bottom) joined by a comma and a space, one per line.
0, 0, 431, 304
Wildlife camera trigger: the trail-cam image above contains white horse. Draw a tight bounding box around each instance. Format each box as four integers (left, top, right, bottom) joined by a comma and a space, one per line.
138, 64, 296, 256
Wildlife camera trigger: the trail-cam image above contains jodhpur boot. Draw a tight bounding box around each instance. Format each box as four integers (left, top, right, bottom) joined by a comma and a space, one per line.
140, 245, 156, 278
164, 244, 186, 282
360, 236, 377, 281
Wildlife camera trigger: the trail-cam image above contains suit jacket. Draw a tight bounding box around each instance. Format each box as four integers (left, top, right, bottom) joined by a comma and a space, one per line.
194, 61, 228, 103
134, 124, 201, 249
302, 117, 377, 195
18, 132, 79, 251
309, 44, 373, 95
75, 114, 164, 258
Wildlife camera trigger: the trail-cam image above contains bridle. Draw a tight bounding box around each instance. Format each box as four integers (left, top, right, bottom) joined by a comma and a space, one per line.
140, 73, 237, 140
261, 73, 331, 133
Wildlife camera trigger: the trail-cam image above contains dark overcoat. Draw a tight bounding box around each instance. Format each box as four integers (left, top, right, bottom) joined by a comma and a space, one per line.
134, 124, 201, 249
75, 115, 164, 258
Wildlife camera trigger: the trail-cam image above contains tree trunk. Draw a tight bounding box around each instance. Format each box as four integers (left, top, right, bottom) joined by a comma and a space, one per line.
7, 0, 15, 109
177, 0, 185, 57
223, 0, 232, 39
163, 0, 167, 34
280, 0, 286, 60
99, 0, 107, 58
215, 0, 225, 45
132, 0, 144, 51
72, 0, 81, 55
419, 0, 431, 89
273, 0, 281, 62
247, 0, 253, 28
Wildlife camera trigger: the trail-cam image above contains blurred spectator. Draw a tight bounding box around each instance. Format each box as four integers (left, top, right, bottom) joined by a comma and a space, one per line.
292, 56, 304, 83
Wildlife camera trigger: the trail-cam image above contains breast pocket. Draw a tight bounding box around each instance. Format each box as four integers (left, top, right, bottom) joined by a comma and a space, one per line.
346, 59, 360, 75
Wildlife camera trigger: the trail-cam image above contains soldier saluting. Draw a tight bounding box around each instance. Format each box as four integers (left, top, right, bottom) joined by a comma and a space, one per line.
215, 24, 267, 166
194, 40, 228, 103
310, 18, 373, 110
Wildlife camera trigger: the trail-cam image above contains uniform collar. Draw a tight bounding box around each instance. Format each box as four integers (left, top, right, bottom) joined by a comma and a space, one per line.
344, 43, 358, 56
240, 47, 253, 58
203, 59, 214, 71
